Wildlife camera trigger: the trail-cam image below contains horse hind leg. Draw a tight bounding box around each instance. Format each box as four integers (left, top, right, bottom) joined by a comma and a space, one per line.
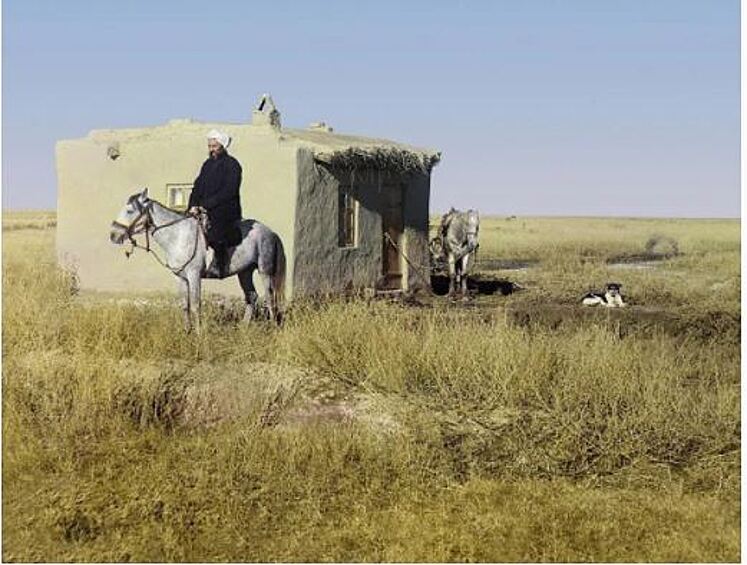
238, 269, 258, 322
256, 272, 275, 322
269, 278, 282, 325
256, 233, 283, 324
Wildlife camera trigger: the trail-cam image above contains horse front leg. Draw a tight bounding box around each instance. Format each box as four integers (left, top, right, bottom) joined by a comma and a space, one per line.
461, 254, 470, 299
447, 254, 457, 298
187, 273, 202, 334
178, 277, 192, 332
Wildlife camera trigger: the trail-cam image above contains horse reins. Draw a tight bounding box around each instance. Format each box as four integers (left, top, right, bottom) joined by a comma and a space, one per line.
383, 232, 435, 296
113, 200, 203, 276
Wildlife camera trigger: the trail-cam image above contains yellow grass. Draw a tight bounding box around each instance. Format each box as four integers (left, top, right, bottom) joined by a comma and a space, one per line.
2, 210, 56, 231
2, 213, 740, 562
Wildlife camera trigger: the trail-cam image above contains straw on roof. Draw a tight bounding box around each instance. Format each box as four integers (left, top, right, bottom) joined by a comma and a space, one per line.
284, 128, 441, 174
314, 146, 440, 174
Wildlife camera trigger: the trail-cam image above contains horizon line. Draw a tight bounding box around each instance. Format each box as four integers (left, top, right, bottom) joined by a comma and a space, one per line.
2, 207, 740, 221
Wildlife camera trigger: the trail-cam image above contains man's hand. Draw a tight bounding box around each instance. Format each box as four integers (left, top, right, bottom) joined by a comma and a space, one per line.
188, 206, 205, 216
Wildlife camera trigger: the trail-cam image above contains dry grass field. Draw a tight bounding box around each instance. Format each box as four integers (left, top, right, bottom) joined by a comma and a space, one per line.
2, 212, 740, 562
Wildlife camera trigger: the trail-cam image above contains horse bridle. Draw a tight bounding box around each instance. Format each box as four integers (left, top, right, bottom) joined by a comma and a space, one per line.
111, 198, 154, 251
112, 199, 203, 275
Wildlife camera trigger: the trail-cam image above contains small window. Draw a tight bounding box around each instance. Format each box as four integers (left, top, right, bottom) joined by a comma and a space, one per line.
167, 184, 193, 211
338, 185, 357, 248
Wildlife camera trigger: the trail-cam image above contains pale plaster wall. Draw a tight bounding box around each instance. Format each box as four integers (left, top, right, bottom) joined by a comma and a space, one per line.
56, 118, 434, 301
240, 127, 298, 299
56, 121, 297, 298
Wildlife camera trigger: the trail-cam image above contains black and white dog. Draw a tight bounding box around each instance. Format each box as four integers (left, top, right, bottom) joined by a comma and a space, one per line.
581, 283, 626, 307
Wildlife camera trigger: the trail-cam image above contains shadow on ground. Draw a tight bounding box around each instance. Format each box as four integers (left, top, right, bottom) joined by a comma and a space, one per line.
430, 274, 521, 297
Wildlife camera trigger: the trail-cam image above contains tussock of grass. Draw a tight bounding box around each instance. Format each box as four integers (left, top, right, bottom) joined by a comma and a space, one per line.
2, 215, 740, 561
275, 301, 738, 482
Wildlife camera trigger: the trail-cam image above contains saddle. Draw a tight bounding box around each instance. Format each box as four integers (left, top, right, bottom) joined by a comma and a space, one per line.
225, 223, 244, 247
188, 207, 242, 247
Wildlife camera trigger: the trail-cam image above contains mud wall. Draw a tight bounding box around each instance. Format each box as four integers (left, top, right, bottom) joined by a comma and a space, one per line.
401, 172, 432, 292
292, 151, 431, 296
56, 121, 297, 298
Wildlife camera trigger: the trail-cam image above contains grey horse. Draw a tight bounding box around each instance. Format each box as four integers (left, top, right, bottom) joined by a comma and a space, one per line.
110, 188, 285, 331
434, 208, 480, 298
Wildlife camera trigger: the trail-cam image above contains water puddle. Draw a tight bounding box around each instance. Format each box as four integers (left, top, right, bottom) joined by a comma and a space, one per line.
606, 252, 680, 270
608, 261, 659, 270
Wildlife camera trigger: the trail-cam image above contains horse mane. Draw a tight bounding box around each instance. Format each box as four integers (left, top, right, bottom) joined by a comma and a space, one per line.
440, 208, 458, 235
127, 191, 188, 217
146, 197, 189, 217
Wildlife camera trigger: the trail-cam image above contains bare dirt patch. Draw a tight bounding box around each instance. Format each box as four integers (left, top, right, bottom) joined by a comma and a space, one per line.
151, 362, 407, 434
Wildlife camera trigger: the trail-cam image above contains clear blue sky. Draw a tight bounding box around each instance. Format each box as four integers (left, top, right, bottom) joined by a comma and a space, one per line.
3, 0, 740, 216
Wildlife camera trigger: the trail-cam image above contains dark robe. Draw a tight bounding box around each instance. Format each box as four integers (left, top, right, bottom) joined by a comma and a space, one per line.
188, 151, 243, 247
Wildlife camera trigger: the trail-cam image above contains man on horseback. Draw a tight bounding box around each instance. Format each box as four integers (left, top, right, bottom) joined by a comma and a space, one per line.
188, 129, 243, 278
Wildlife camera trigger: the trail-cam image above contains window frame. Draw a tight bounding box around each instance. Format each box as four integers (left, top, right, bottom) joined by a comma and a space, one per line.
337, 184, 358, 248
166, 183, 193, 211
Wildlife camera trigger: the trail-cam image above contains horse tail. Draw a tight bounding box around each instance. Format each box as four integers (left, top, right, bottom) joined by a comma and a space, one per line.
271, 234, 286, 311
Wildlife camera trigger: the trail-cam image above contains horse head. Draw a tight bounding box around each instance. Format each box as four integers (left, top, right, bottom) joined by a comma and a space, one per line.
465, 209, 480, 251
110, 188, 151, 245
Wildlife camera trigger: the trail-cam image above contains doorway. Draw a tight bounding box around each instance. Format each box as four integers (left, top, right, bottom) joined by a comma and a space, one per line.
382, 183, 405, 289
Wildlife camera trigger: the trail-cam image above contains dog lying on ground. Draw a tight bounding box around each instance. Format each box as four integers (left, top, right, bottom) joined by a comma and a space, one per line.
581, 283, 626, 307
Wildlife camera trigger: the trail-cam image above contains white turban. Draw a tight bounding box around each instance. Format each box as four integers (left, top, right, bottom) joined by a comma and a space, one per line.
206, 129, 231, 149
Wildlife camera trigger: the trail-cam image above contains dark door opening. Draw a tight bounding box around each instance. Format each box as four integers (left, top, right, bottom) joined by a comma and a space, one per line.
382, 184, 404, 289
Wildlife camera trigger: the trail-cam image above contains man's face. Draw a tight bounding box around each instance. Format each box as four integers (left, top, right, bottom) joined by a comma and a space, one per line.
208, 139, 224, 159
